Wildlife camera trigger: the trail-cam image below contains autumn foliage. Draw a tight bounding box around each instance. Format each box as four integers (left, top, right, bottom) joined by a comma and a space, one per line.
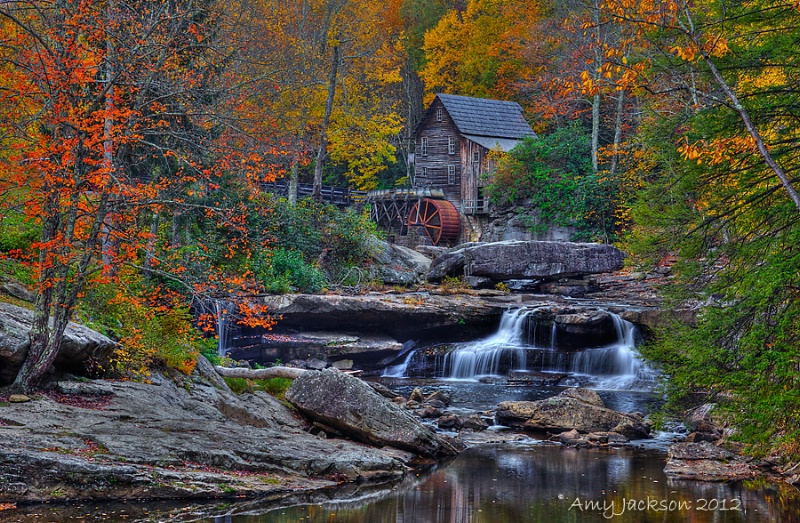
2, 0, 800, 460
0, 0, 275, 390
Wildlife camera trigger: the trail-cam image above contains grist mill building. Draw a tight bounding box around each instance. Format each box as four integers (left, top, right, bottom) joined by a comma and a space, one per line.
368, 93, 536, 246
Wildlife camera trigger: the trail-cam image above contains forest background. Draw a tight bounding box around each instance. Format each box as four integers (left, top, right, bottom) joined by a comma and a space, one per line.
1, 0, 800, 459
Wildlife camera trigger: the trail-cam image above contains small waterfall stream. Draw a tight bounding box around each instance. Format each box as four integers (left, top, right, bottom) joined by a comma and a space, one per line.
382, 307, 656, 390
214, 300, 232, 358
382, 348, 418, 378
445, 308, 532, 378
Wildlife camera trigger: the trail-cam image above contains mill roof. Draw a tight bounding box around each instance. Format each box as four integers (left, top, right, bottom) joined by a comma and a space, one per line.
431, 93, 536, 140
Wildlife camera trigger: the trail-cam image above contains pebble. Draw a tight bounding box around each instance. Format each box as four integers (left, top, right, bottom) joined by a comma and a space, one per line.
9, 394, 31, 403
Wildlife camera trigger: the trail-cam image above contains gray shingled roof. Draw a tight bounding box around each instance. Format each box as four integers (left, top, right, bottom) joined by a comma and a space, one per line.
435, 93, 536, 139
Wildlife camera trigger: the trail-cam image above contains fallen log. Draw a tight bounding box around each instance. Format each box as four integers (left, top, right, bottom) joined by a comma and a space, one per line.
214, 366, 307, 380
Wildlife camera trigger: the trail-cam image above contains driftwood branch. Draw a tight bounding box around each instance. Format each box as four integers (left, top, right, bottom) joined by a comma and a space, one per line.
214, 366, 307, 380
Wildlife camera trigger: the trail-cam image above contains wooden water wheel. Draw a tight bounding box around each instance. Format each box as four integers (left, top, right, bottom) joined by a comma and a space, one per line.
407, 198, 460, 246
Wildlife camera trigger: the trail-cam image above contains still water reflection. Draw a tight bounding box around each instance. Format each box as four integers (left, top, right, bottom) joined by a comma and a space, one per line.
3, 443, 799, 522
199, 444, 799, 523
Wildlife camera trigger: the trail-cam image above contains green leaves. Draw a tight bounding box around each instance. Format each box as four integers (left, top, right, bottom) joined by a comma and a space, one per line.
487, 124, 621, 241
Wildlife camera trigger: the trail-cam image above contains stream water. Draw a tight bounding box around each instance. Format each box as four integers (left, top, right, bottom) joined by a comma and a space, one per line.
5, 308, 800, 522
193, 444, 799, 523
383, 308, 656, 391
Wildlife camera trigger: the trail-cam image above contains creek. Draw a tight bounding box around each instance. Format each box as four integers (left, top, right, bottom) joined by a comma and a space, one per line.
189, 307, 798, 522
4, 308, 800, 523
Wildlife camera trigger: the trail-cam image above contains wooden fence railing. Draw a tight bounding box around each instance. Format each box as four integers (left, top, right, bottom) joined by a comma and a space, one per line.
261, 181, 367, 206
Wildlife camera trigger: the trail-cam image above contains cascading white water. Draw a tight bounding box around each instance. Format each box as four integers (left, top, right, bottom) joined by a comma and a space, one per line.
379, 307, 656, 390
382, 349, 417, 378
444, 308, 532, 379
564, 313, 655, 390
215, 300, 232, 358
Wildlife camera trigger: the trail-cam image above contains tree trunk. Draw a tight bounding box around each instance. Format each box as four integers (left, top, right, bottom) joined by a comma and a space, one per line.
12, 177, 111, 393
102, 5, 115, 273
313, 44, 339, 201
214, 366, 307, 380
591, 92, 600, 174
11, 284, 53, 394
144, 212, 160, 274
289, 158, 299, 205
403, 61, 424, 186
590, 0, 602, 175
609, 89, 625, 177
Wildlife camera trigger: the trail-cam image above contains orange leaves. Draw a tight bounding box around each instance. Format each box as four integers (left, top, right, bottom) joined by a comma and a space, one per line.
236, 301, 276, 330
671, 45, 697, 61
671, 36, 729, 62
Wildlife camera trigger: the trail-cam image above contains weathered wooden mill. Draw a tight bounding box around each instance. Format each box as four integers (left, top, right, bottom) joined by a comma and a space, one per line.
367, 93, 536, 246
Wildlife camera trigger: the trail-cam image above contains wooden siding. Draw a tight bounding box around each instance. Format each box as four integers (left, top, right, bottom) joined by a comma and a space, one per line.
414, 98, 463, 210
460, 138, 489, 214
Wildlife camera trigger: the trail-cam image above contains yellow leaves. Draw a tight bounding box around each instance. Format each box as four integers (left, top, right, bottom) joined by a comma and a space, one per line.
677, 136, 758, 166
421, 0, 539, 99
677, 138, 703, 162
707, 37, 729, 58
579, 70, 600, 95
739, 66, 786, 96
328, 87, 403, 189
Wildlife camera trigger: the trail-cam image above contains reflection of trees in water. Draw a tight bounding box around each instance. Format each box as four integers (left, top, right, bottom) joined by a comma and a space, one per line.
242, 445, 799, 523
11, 448, 799, 523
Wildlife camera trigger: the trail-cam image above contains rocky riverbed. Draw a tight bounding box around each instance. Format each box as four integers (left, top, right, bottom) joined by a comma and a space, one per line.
0, 360, 414, 505
1, 248, 796, 514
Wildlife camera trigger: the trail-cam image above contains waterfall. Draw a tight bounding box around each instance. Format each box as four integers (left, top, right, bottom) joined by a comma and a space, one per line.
382, 349, 417, 378
551, 313, 656, 390
444, 308, 532, 379
214, 300, 232, 358
378, 307, 656, 390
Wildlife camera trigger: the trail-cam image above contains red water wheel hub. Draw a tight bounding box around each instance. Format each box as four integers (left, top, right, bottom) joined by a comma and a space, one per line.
407, 198, 460, 246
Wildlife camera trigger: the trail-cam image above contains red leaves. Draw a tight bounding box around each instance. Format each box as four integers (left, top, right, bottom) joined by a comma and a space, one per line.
42, 390, 113, 410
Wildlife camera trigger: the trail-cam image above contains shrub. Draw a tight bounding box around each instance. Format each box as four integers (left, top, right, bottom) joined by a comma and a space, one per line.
77, 271, 202, 378
252, 198, 381, 291
257, 248, 328, 294
0, 211, 41, 253
223, 376, 293, 399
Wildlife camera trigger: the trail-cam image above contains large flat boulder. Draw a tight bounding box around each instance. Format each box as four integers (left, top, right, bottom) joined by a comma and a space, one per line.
428, 241, 625, 282
0, 364, 406, 504
285, 368, 458, 458
495, 388, 650, 438
259, 292, 503, 343
0, 303, 116, 384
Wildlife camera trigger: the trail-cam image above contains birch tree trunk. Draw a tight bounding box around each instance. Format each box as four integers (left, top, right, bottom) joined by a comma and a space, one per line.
313, 45, 339, 201
609, 90, 625, 177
